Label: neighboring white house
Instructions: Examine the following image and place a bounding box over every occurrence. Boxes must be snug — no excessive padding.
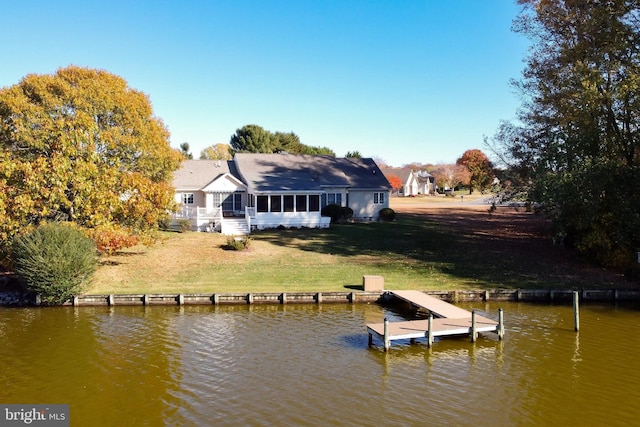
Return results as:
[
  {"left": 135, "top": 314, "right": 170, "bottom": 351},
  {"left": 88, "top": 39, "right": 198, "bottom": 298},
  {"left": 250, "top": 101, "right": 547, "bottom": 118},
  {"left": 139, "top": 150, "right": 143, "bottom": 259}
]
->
[
  {"left": 381, "top": 168, "right": 435, "bottom": 196},
  {"left": 172, "top": 154, "right": 392, "bottom": 234},
  {"left": 415, "top": 170, "right": 436, "bottom": 195}
]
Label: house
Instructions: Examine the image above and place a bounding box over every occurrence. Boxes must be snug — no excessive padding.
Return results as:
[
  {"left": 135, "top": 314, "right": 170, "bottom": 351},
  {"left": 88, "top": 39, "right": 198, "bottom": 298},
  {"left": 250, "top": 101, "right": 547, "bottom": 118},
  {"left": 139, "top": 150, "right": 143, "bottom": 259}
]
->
[
  {"left": 172, "top": 154, "right": 392, "bottom": 234},
  {"left": 172, "top": 159, "right": 249, "bottom": 234},
  {"left": 381, "top": 168, "right": 418, "bottom": 196},
  {"left": 381, "top": 168, "right": 435, "bottom": 196},
  {"left": 415, "top": 170, "right": 436, "bottom": 195}
]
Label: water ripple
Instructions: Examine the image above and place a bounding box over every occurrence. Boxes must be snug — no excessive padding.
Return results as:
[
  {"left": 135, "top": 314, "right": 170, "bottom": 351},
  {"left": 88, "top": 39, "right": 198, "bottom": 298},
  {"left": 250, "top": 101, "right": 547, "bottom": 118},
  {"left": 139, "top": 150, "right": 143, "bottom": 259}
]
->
[{"left": 1, "top": 302, "right": 640, "bottom": 426}]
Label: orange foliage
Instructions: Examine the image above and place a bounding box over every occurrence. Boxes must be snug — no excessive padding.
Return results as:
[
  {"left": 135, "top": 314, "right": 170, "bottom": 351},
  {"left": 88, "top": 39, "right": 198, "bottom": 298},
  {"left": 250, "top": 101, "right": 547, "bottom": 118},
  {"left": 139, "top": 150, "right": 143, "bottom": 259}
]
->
[
  {"left": 85, "top": 224, "right": 140, "bottom": 256},
  {"left": 387, "top": 175, "right": 403, "bottom": 190}
]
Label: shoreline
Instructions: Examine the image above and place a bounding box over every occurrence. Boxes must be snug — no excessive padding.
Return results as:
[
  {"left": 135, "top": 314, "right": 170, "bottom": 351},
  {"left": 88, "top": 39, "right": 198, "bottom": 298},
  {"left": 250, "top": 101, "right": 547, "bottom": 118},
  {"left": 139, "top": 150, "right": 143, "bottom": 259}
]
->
[{"left": 2, "top": 288, "right": 640, "bottom": 307}]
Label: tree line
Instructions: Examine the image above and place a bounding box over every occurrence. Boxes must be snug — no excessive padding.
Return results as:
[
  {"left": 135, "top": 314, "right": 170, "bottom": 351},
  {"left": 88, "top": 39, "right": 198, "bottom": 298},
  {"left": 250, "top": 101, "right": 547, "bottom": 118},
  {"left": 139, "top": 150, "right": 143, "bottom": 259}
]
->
[
  {"left": 489, "top": 0, "right": 640, "bottom": 273},
  {"left": 180, "top": 125, "right": 338, "bottom": 160}
]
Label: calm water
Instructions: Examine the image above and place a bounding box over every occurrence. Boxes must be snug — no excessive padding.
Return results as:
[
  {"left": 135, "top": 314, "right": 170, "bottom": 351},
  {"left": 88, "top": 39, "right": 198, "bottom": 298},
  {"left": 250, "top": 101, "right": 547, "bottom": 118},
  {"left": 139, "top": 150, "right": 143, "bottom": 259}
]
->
[{"left": 1, "top": 300, "right": 639, "bottom": 426}]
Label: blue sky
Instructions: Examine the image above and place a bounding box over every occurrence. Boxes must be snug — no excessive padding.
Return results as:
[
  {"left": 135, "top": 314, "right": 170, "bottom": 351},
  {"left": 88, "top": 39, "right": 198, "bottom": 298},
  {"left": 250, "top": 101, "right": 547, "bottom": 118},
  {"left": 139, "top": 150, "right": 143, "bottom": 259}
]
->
[{"left": 2, "top": 1, "right": 529, "bottom": 167}]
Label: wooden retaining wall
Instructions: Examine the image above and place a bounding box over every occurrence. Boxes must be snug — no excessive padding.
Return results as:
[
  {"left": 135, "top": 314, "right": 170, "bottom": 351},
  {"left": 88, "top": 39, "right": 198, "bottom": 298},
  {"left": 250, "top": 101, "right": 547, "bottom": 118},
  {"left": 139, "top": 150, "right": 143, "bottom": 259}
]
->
[
  {"left": 56, "top": 288, "right": 640, "bottom": 307},
  {"left": 67, "top": 291, "right": 377, "bottom": 307}
]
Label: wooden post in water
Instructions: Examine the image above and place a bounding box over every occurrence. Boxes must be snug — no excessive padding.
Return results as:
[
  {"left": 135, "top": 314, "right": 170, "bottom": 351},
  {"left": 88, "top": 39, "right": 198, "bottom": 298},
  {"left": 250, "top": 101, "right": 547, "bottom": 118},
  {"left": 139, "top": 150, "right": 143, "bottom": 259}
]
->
[
  {"left": 471, "top": 310, "right": 477, "bottom": 342},
  {"left": 383, "top": 318, "right": 390, "bottom": 351},
  {"left": 498, "top": 308, "right": 504, "bottom": 340},
  {"left": 426, "top": 313, "right": 433, "bottom": 347},
  {"left": 573, "top": 291, "right": 580, "bottom": 332}
]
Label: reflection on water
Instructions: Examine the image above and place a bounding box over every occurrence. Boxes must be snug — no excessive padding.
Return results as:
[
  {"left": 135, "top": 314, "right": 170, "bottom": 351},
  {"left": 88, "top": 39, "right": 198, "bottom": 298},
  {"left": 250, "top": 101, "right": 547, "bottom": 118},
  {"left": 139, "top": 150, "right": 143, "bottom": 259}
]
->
[{"left": 0, "top": 301, "right": 639, "bottom": 426}]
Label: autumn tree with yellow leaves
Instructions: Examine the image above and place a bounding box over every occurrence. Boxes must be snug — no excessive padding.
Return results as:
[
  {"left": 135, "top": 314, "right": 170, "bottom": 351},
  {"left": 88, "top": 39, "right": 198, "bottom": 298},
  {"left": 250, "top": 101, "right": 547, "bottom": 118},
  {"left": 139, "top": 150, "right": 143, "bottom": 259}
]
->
[{"left": 0, "top": 66, "right": 183, "bottom": 264}]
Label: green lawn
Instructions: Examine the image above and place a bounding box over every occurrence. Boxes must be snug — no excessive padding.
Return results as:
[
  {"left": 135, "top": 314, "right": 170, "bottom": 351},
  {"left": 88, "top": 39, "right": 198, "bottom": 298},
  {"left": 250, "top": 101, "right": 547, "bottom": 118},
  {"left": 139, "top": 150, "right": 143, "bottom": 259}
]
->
[{"left": 89, "top": 206, "right": 627, "bottom": 294}]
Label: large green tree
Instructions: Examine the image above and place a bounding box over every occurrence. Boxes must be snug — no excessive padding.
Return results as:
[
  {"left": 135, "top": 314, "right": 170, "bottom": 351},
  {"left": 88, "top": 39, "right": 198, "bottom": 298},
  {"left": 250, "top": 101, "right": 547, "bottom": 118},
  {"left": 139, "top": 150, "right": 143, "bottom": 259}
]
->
[
  {"left": 0, "top": 66, "right": 182, "bottom": 263},
  {"left": 229, "top": 124, "right": 335, "bottom": 155},
  {"left": 492, "top": 0, "right": 640, "bottom": 269},
  {"left": 230, "top": 124, "right": 278, "bottom": 153}
]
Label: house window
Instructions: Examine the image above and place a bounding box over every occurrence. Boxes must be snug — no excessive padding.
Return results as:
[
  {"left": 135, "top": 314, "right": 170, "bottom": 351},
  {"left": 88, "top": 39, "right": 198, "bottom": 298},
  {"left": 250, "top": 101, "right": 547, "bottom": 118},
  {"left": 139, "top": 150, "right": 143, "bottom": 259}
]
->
[
  {"left": 182, "top": 193, "right": 194, "bottom": 204},
  {"left": 374, "top": 192, "right": 385, "bottom": 204},
  {"left": 322, "top": 192, "right": 342, "bottom": 207},
  {"left": 309, "top": 195, "right": 320, "bottom": 212},
  {"left": 284, "top": 195, "right": 294, "bottom": 212},
  {"left": 270, "top": 195, "right": 282, "bottom": 212},
  {"left": 257, "top": 196, "right": 268, "bottom": 213},
  {"left": 295, "top": 195, "right": 307, "bottom": 212}
]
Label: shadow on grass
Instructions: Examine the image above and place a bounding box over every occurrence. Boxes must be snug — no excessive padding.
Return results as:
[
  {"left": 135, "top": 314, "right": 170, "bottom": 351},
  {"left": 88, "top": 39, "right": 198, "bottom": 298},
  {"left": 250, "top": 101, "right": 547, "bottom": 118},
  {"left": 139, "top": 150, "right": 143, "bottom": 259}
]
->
[{"left": 253, "top": 210, "right": 627, "bottom": 289}]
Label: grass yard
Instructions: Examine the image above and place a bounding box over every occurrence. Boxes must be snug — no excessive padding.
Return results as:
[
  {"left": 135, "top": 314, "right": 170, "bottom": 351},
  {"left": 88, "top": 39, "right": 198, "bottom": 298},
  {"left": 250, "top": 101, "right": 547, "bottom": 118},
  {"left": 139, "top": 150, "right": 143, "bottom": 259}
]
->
[{"left": 89, "top": 201, "right": 630, "bottom": 294}]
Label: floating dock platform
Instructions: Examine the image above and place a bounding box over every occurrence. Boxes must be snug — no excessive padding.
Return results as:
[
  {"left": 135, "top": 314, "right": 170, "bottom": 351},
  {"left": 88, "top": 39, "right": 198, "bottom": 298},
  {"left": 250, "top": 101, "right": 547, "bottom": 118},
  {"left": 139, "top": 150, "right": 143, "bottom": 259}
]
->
[{"left": 367, "top": 290, "right": 504, "bottom": 350}]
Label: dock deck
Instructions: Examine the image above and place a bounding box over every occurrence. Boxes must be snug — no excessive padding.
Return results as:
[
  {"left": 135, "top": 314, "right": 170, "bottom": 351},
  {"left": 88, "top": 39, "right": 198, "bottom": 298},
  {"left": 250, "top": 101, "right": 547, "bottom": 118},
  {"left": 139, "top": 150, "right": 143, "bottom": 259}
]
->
[{"left": 367, "top": 290, "right": 504, "bottom": 350}]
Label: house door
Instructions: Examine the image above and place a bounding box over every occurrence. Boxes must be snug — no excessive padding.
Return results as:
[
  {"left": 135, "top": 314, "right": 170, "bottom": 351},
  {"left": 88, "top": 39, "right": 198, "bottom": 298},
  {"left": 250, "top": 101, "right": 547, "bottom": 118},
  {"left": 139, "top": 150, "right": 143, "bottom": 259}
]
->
[{"left": 221, "top": 193, "right": 242, "bottom": 216}]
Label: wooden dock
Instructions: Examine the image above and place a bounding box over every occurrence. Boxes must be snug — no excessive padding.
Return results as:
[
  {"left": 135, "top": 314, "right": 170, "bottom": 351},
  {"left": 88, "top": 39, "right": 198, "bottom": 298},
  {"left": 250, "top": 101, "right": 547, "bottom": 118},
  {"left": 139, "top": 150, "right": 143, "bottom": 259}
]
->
[{"left": 367, "top": 290, "right": 504, "bottom": 350}]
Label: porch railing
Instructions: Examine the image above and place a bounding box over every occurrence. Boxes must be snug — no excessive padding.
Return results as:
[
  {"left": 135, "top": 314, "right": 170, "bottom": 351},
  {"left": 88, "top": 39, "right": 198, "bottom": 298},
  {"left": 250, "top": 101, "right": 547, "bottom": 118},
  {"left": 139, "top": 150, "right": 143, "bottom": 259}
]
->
[
  {"left": 245, "top": 206, "right": 255, "bottom": 230},
  {"left": 174, "top": 206, "right": 222, "bottom": 222}
]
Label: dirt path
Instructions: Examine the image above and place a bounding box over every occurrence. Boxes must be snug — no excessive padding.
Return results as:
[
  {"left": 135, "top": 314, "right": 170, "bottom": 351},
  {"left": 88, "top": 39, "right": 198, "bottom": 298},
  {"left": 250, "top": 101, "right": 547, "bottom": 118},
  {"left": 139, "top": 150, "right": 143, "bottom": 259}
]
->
[{"left": 391, "top": 200, "right": 633, "bottom": 288}]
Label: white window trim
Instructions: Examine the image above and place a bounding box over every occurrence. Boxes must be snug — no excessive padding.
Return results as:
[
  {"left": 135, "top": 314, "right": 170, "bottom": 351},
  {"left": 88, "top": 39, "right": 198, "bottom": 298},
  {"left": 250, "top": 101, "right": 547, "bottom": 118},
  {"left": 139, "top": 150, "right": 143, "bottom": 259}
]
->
[
  {"left": 374, "top": 192, "right": 385, "bottom": 204},
  {"left": 182, "top": 193, "right": 194, "bottom": 204}
]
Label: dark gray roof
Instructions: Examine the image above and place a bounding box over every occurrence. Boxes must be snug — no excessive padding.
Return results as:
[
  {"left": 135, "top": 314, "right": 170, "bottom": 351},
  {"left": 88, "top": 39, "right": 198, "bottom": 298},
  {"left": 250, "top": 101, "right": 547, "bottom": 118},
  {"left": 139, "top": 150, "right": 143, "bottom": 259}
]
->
[
  {"left": 381, "top": 168, "right": 414, "bottom": 182},
  {"left": 233, "top": 153, "right": 391, "bottom": 193},
  {"left": 173, "top": 159, "right": 236, "bottom": 190}
]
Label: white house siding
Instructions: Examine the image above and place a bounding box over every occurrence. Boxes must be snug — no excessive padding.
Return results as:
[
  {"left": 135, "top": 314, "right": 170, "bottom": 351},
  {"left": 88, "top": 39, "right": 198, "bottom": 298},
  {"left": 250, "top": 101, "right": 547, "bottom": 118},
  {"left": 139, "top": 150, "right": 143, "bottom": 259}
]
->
[
  {"left": 348, "top": 190, "right": 389, "bottom": 219},
  {"left": 403, "top": 179, "right": 419, "bottom": 197},
  {"left": 251, "top": 211, "right": 330, "bottom": 230},
  {"left": 175, "top": 191, "right": 206, "bottom": 208}
]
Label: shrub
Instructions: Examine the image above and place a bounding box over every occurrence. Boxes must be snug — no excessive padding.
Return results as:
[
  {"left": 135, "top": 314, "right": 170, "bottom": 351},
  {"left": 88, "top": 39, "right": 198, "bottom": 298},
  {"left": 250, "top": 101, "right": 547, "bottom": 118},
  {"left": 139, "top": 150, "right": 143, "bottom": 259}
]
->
[
  {"left": 158, "top": 215, "right": 172, "bottom": 230},
  {"left": 321, "top": 204, "right": 342, "bottom": 223},
  {"left": 321, "top": 204, "right": 353, "bottom": 223},
  {"left": 11, "top": 222, "right": 98, "bottom": 305},
  {"left": 379, "top": 208, "right": 396, "bottom": 221},
  {"left": 85, "top": 223, "right": 140, "bottom": 255},
  {"left": 225, "top": 235, "right": 252, "bottom": 251},
  {"left": 177, "top": 219, "right": 192, "bottom": 232},
  {"left": 340, "top": 206, "right": 354, "bottom": 221}
]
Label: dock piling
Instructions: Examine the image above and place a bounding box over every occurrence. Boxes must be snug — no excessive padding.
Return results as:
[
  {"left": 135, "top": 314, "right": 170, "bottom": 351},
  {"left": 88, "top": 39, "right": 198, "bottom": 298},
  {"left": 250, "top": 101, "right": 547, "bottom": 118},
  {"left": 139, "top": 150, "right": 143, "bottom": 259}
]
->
[
  {"left": 426, "top": 314, "right": 433, "bottom": 347},
  {"left": 573, "top": 291, "right": 580, "bottom": 331},
  {"left": 383, "top": 318, "right": 390, "bottom": 351},
  {"left": 471, "top": 310, "right": 477, "bottom": 342},
  {"left": 498, "top": 308, "right": 504, "bottom": 340}
]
